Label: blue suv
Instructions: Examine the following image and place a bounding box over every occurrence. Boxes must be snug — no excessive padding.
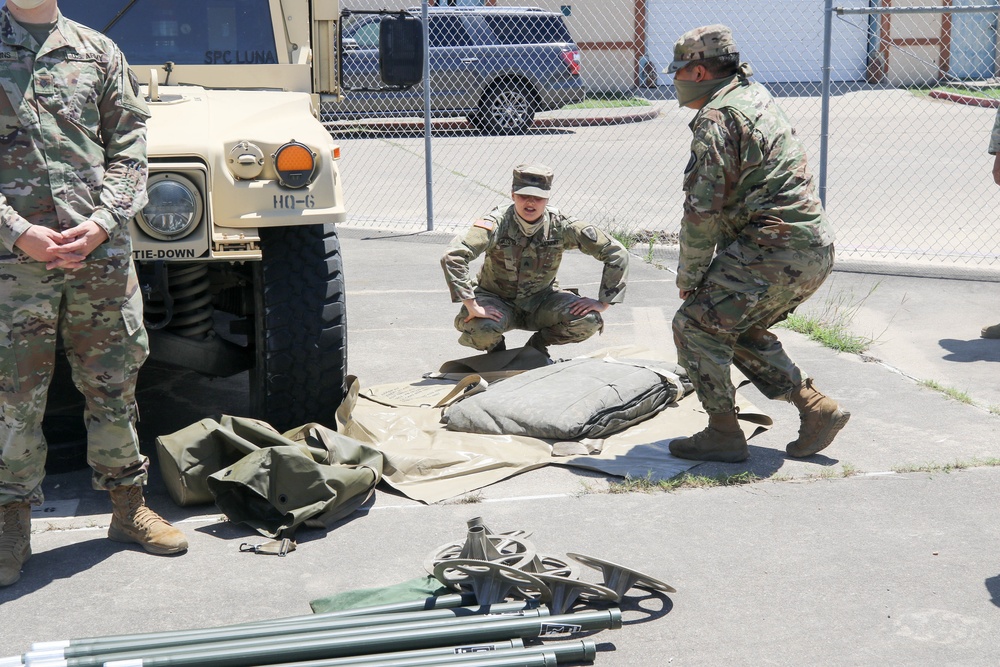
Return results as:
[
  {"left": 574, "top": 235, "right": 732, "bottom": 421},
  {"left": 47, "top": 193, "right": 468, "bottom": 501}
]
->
[{"left": 330, "top": 6, "right": 585, "bottom": 134}]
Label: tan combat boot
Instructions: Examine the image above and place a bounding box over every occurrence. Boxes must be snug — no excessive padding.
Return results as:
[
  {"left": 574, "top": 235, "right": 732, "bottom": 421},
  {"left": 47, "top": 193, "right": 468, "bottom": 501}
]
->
[
  {"left": 786, "top": 379, "right": 851, "bottom": 458},
  {"left": 981, "top": 323, "right": 1000, "bottom": 339},
  {"left": 0, "top": 501, "right": 31, "bottom": 587},
  {"left": 669, "top": 411, "right": 749, "bottom": 462},
  {"left": 108, "top": 485, "right": 188, "bottom": 555}
]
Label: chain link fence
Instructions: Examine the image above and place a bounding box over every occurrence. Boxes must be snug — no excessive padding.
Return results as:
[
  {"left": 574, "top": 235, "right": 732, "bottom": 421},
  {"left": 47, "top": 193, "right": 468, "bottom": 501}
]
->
[{"left": 330, "top": 1, "right": 1000, "bottom": 276}]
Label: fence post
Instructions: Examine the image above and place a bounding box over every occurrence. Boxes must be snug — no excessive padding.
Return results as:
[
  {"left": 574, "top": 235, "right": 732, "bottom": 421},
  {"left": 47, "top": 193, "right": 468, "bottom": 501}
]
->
[
  {"left": 423, "top": 0, "right": 434, "bottom": 231},
  {"left": 820, "top": 0, "right": 834, "bottom": 208}
]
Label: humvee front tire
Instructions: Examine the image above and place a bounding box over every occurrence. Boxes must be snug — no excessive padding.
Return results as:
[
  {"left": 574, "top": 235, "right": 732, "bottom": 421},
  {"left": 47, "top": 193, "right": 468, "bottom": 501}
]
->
[{"left": 250, "top": 224, "right": 347, "bottom": 433}]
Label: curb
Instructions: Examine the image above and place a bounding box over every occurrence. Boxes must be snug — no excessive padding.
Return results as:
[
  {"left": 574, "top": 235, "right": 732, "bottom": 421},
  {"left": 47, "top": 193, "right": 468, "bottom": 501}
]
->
[
  {"left": 928, "top": 90, "right": 1000, "bottom": 108},
  {"left": 325, "top": 107, "right": 661, "bottom": 133}
]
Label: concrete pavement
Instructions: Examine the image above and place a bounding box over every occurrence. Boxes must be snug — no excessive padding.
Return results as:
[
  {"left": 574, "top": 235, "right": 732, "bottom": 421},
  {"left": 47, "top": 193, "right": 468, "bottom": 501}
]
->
[{"left": 0, "top": 227, "right": 998, "bottom": 666}]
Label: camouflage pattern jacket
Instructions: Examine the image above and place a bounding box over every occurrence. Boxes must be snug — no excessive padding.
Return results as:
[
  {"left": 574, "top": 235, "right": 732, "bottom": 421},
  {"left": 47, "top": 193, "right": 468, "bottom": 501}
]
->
[
  {"left": 442, "top": 204, "right": 629, "bottom": 310},
  {"left": 988, "top": 110, "right": 1000, "bottom": 154},
  {"left": 678, "top": 78, "right": 834, "bottom": 291},
  {"left": 0, "top": 9, "right": 150, "bottom": 264}
]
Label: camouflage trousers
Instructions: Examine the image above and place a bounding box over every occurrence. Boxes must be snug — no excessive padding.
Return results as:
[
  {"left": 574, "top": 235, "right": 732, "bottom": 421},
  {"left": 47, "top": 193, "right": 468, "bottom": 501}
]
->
[
  {"left": 455, "top": 288, "right": 603, "bottom": 351},
  {"left": 673, "top": 243, "right": 835, "bottom": 414},
  {"left": 0, "top": 257, "right": 150, "bottom": 505}
]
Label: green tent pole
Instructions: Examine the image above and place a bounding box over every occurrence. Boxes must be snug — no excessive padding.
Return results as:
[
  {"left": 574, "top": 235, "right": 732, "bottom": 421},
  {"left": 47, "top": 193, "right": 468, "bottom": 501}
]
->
[
  {"left": 25, "top": 603, "right": 535, "bottom": 663},
  {"left": 270, "top": 650, "right": 559, "bottom": 667},
  {"left": 29, "top": 592, "right": 479, "bottom": 657},
  {"left": 57, "top": 609, "right": 618, "bottom": 667},
  {"left": 267, "top": 638, "right": 595, "bottom": 667},
  {"left": 231, "top": 639, "right": 526, "bottom": 667},
  {"left": 35, "top": 609, "right": 553, "bottom": 667}
]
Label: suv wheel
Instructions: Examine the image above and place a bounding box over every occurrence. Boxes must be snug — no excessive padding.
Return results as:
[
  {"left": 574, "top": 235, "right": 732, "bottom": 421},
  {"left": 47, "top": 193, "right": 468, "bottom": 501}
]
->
[
  {"left": 250, "top": 223, "right": 347, "bottom": 433},
  {"left": 472, "top": 83, "right": 536, "bottom": 134}
]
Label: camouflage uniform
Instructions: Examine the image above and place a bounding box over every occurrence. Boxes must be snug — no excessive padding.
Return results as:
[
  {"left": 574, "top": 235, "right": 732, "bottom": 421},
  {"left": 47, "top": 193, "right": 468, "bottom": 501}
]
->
[
  {"left": 0, "top": 9, "right": 150, "bottom": 506},
  {"left": 988, "top": 110, "right": 1000, "bottom": 154},
  {"left": 984, "top": 114, "right": 1000, "bottom": 339},
  {"left": 673, "top": 74, "right": 836, "bottom": 414},
  {"left": 442, "top": 203, "right": 628, "bottom": 351}
]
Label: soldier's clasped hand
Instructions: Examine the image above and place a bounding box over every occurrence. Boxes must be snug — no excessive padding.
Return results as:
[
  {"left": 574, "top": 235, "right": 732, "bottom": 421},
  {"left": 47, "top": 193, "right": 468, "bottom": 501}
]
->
[{"left": 51, "top": 220, "right": 109, "bottom": 267}]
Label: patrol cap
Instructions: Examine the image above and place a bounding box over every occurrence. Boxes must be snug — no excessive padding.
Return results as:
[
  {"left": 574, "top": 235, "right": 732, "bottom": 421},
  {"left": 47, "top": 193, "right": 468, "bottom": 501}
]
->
[
  {"left": 512, "top": 164, "right": 553, "bottom": 198},
  {"left": 665, "top": 24, "right": 738, "bottom": 74}
]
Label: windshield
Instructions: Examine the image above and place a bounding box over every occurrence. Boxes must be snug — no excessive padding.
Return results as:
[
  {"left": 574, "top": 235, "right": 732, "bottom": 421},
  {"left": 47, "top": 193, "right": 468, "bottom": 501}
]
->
[{"left": 59, "top": 0, "right": 278, "bottom": 66}]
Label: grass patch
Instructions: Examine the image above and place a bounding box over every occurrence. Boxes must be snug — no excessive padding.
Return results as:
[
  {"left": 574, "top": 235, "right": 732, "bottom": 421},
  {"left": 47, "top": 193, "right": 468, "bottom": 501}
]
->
[
  {"left": 916, "top": 84, "right": 1000, "bottom": 101},
  {"left": 893, "top": 458, "right": 1000, "bottom": 474},
  {"left": 608, "top": 228, "right": 641, "bottom": 249},
  {"left": 605, "top": 228, "right": 679, "bottom": 263},
  {"left": 609, "top": 460, "right": 1000, "bottom": 496},
  {"left": 815, "top": 463, "right": 862, "bottom": 479},
  {"left": 565, "top": 94, "right": 652, "bottom": 109},
  {"left": 778, "top": 282, "right": 883, "bottom": 354},
  {"left": 781, "top": 312, "right": 871, "bottom": 354},
  {"left": 990, "top": 405, "right": 1000, "bottom": 416},
  {"left": 608, "top": 471, "right": 762, "bottom": 493},
  {"left": 608, "top": 467, "right": 865, "bottom": 494},
  {"left": 918, "top": 379, "right": 974, "bottom": 405}
]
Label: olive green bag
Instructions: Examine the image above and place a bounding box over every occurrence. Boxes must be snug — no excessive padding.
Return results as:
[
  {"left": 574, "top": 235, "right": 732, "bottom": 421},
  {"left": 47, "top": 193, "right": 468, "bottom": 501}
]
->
[{"left": 156, "top": 416, "right": 383, "bottom": 538}]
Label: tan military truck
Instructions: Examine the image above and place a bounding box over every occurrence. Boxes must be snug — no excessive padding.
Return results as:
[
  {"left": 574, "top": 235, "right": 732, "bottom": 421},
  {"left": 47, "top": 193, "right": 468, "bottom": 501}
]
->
[{"left": 55, "top": 1, "right": 421, "bottom": 434}]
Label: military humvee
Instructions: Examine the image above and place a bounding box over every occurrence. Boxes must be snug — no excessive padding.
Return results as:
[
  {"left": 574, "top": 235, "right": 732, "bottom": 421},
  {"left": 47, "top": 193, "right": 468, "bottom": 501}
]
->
[{"left": 57, "top": 1, "right": 421, "bottom": 434}]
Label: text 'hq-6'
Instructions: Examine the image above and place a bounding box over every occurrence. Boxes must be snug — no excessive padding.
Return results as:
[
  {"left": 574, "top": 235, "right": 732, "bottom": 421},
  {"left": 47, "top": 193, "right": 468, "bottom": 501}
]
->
[{"left": 57, "top": 0, "right": 423, "bottom": 434}]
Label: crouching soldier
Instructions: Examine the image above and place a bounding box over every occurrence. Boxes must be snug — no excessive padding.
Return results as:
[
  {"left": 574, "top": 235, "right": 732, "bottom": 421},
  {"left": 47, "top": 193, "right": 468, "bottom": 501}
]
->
[{"left": 441, "top": 164, "right": 629, "bottom": 357}]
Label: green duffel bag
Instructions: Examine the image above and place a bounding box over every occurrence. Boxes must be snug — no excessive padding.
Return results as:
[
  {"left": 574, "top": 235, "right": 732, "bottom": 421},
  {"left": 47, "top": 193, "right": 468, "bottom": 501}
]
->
[
  {"left": 156, "top": 416, "right": 383, "bottom": 538},
  {"left": 155, "top": 416, "right": 288, "bottom": 506}
]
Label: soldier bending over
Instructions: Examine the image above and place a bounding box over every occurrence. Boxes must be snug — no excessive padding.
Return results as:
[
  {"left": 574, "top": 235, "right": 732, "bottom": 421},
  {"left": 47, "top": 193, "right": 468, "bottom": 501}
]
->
[{"left": 667, "top": 25, "right": 850, "bottom": 463}]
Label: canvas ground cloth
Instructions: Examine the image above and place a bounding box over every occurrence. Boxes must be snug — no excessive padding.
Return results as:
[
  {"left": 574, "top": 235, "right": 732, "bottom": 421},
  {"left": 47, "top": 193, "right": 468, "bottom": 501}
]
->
[{"left": 336, "top": 347, "right": 772, "bottom": 504}]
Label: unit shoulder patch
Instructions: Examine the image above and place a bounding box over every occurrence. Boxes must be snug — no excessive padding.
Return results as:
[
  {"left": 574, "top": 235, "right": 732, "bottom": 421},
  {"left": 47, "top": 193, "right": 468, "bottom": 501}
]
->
[
  {"left": 581, "top": 225, "right": 599, "bottom": 242},
  {"left": 128, "top": 69, "right": 141, "bottom": 97},
  {"left": 685, "top": 151, "right": 697, "bottom": 174}
]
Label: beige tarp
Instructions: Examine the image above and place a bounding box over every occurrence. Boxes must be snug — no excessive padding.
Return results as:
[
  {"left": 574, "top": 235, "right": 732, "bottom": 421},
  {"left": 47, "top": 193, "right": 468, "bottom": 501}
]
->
[{"left": 335, "top": 348, "right": 771, "bottom": 504}]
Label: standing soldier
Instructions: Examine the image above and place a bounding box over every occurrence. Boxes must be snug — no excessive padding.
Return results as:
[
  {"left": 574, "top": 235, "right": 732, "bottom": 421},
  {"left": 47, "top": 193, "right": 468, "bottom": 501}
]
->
[
  {"left": 442, "top": 164, "right": 628, "bottom": 357},
  {"left": 985, "top": 112, "right": 1000, "bottom": 339},
  {"left": 667, "top": 25, "right": 850, "bottom": 463},
  {"left": 0, "top": 0, "right": 187, "bottom": 588}
]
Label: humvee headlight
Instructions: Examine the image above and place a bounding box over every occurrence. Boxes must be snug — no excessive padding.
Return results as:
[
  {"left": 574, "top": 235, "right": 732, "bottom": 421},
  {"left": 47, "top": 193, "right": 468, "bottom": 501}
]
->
[
  {"left": 273, "top": 141, "right": 317, "bottom": 189},
  {"left": 138, "top": 174, "right": 202, "bottom": 240}
]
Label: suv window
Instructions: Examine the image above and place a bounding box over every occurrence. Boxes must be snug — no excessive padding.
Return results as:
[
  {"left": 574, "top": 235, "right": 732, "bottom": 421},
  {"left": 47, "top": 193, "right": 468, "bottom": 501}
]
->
[
  {"left": 60, "top": 0, "right": 278, "bottom": 66},
  {"left": 346, "top": 18, "right": 382, "bottom": 49},
  {"left": 428, "top": 16, "right": 473, "bottom": 48},
  {"left": 482, "top": 15, "right": 573, "bottom": 45}
]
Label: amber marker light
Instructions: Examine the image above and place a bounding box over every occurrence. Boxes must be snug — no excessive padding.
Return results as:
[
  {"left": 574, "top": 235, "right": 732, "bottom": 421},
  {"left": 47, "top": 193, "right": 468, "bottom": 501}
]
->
[{"left": 273, "top": 141, "right": 317, "bottom": 189}]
